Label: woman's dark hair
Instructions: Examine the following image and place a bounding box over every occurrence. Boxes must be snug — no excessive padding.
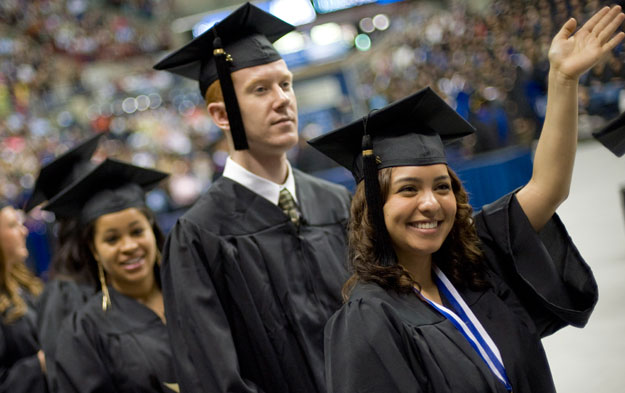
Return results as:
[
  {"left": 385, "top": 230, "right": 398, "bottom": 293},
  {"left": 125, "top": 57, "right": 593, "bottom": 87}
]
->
[
  {"left": 49, "top": 218, "right": 98, "bottom": 288},
  {"left": 62, "top": 207, "right": 165, "bottom": 291},
  {"left": 343, "top": 166, "right": 489, "bottom": 299}
]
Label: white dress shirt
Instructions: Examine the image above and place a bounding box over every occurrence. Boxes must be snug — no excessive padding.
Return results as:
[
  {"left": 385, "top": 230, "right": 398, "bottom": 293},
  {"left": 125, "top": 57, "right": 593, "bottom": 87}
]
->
[{"left": 222, "top": 156, "right": 298, "bottom": 206}]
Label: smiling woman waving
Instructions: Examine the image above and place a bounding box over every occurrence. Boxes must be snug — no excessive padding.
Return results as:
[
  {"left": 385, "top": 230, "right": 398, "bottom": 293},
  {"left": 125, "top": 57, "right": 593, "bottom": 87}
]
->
[{"left": 309, "top": 6, "right": 625, "bottom": 393}]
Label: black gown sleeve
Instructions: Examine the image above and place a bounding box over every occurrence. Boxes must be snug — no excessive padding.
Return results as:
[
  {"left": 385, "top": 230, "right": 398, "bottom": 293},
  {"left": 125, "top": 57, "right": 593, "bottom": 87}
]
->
[
  {"left": 0, "top": 320, "right": 47, "bottom": 393},
  {"left": 0, "top": 354, "right": 45, "bottom": 393},
  {"left": 161, "top": 218, "right": 263, "bottom": 393},
  {"left": 54, "top": 311, "right": 116, "bottom": 393},
  {"left": 36, "top": 280, "right": 92, "bottom": 392},
  {"left": 36, "top": 280, "right": 92, "bottom": 353},
  {"left": 475, "top": 192, "right": 598, "bottom": 337},
  {"left": 324, "top": 298, "right": 426, "bottom": 393}
]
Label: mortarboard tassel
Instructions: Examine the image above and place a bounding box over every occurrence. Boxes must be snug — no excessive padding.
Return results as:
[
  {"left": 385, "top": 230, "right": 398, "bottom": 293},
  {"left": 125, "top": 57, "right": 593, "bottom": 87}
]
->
[
  {"left": 213, "top": 36, "right": 249, "bottom": 150},
  {"left": 361, "top": 132, "right": 397, "bottom": 267}
]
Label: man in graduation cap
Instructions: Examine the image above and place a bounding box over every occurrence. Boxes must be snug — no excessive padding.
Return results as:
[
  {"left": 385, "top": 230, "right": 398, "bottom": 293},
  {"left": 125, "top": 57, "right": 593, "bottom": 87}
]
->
[{"left": 153, "top": 3, "right": 351, "bottom": 392}]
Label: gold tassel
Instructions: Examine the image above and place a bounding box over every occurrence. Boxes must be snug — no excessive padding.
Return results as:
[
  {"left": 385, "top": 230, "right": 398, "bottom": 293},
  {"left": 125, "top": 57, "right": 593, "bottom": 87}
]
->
[
  {"left": 163, "top": 382, "right": 180, "bottom": 392},
  {"left": 98, "top": 262, "right": 111, "bottom": 311}
]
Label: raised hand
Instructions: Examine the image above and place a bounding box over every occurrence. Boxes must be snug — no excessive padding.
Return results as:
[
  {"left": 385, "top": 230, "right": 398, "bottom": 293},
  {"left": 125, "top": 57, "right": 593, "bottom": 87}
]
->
[{"left": 548, "top": 6, "right": 625, "bottom": 81}]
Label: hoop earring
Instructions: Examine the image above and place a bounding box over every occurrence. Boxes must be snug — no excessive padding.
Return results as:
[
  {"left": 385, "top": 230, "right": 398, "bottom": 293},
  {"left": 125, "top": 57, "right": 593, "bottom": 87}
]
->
[{"left": 98, "top": 262, "right": 111, "bottom": 311}]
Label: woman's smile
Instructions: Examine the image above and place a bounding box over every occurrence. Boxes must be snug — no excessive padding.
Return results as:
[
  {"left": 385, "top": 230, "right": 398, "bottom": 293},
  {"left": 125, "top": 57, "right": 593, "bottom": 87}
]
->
[
  {"left": 119, "top": 255, "right": 146, "bottom": 271},
  {"left": 407, "top": 220, "right": 441, "bottom": 233}
]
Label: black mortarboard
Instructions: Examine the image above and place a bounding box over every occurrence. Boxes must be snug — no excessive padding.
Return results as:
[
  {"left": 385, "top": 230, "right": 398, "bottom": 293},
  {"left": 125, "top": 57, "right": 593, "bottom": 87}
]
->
[
  {"left": 592, "top": 111, "right": 625, "bottom": 157},
  {"left": 43, "top": 158, "right": 168, "bottom": 224},
  {"left": 153, "top": 2, "right": 294, "bottom": 151},
  {"left": 24, "top": 133, "right": 103, "bottom": 212},
  {"left": 308, "top": 87, "right": 475, "bottom": 266},
  {"left": 308, "top": 87, "right": 475, "bottom": 182}
]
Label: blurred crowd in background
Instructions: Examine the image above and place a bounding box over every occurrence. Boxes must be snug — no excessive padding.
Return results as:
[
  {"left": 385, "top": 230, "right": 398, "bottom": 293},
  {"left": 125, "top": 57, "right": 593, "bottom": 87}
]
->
[
  {"left": 2, "top": 0, "right": 624, "bottom": 259},
  {"left": 353, "top": 0, "right": 625, "bottom": 153}
]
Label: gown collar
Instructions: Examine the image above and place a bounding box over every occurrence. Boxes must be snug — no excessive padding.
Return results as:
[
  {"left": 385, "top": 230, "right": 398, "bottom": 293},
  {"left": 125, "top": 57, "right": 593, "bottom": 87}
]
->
[{"left": 222, "top": 156, "right": 297, "bottom": 206}]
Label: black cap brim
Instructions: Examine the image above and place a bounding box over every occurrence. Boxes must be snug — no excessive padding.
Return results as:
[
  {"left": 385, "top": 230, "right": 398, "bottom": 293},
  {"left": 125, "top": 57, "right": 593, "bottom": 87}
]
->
[
  {"left": 308, "top": 87, "right": 475, "bottom": 182},
  {"left": 593, "top": 112, "right": 625, "bottom": 157},
  {"left": 43, "top": 158, "right": 168, "bottom": 222},
  {"left": 24, "top": 133, "right": 104, "bottom": 212}
]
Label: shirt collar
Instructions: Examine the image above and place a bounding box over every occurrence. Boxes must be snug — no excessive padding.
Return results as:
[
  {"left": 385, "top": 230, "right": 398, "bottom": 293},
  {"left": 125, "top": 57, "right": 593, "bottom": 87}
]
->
[{"left": 222, "top": 156, "right": 297, "bottom": 206}]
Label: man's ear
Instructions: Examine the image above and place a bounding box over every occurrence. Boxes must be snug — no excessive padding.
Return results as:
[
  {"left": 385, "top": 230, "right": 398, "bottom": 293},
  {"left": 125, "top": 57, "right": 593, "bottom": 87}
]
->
[{"left": 207, "top": 102, "right": 230, "bottom": 131}]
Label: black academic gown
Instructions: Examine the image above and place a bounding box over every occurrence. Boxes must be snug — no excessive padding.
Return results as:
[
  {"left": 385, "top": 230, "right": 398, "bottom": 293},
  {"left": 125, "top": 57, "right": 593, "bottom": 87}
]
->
[
  {"left": 36, "top": 279, "right": 95, "bottom": 392},
  {"left": 324, "top": 192, "right": 597, "bottom": 393},
  {"left": 54, "top": 287, "right": 178, "bottom": 393},
  {"left": 0, "top": 291, "right": 47, "bottom": 393},
  {"left": 162, "top": 169, "right": 351, "bottom": 393}
]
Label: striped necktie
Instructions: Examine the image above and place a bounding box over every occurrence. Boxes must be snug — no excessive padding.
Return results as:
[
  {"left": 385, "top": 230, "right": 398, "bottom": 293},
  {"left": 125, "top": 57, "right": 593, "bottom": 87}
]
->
[{"left": 278, "top": 188, "right": 300, "bottom": 226}]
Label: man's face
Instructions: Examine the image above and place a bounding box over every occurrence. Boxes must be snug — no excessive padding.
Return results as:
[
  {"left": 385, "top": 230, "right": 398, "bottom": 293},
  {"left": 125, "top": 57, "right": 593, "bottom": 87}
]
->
[{"left": 231, "top": 59, "right": 298, "bottom": 156}]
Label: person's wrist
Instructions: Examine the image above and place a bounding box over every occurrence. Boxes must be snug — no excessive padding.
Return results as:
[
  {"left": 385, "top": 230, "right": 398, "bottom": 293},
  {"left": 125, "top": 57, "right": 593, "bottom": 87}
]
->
[{"left": 548, "top": 68, "right": 579, "bottom": 88}]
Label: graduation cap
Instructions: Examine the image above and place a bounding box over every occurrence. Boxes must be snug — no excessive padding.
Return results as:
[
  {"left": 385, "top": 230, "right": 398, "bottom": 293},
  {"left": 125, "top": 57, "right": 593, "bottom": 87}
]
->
[
  {"left": 153, "top": 2, "right": 294, "bottom": 151},
  {"left": 308, "top": 87, "right": 475, "bottom": 266},
  {"left": 592, "top": 111, "right": 625, "bottom": 157},
  {"left": 24, "top": 133, "right": 103, "bottom": 212},
  {"left": 43, "top": 158, "right": 169, "bottom": 224},
  {"left": 308, "top": 87, "right": 475, "bottom": 181}
]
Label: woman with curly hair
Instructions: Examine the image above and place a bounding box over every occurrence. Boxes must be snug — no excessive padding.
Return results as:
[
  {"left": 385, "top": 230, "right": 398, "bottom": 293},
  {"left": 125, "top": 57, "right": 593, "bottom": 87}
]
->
[
  {"left": 309, "top": 6, "right": 624, "bottom": 393},
  {"left": 0, "top": 200, "right": 47, "bottom": 393}
]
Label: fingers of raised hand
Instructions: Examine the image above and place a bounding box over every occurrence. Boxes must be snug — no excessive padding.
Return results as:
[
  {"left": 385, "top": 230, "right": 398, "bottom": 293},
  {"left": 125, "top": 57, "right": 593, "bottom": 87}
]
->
[
  {"left": 596, "top": 10, "right": 625, "bottom": 46},
  {"left": 605, "top": 31, "right": 625, "bottom": 53},
  {"left": 588, "top": 6, "right": 621, "bottom": 37},
  {"left": 582, "top": 6, "right": 612, "bottom": 34}
]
